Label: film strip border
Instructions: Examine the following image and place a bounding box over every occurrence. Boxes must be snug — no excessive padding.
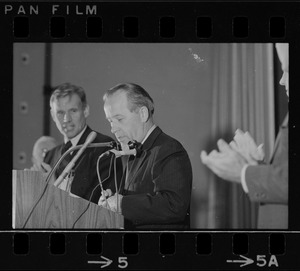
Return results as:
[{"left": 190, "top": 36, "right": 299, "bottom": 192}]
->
[
  {"left": 1, "top": 232, "right": 299, "bottom": 269},
  {"left": 0, "top": 2, "right": 298, "bottom": 42},
  {"left": 11, "top": 12, "right": 287, "bottom": 40},
  {"left": 1, "top": 1, "right": 300, "bottom": 270}
]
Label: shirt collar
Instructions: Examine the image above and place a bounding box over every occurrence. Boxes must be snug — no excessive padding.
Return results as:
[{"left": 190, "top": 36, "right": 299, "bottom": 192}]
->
[
  {"left": 141, "top": 124, "right": 156, "bottom": 145},
  {"left": 65, "top": 125, "right": 87, "bottom": 147}
]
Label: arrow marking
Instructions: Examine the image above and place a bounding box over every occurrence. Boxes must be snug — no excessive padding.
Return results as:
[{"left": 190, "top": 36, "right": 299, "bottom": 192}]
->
[
  {"left": 227, "top": 255, "right": 254, "bottom": 267},
  {"left": 88, "top": 256, "right": 113, "bottom": 268}
]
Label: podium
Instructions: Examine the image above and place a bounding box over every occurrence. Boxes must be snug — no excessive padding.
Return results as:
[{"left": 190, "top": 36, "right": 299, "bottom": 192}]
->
[{"left": 12, "top": 170, "right": 124, "bottom": 229}]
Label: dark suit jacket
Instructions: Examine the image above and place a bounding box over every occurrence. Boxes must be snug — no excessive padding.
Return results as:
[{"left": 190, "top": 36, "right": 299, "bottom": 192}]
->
[
  {"left": 120, "top": 127, "right": 193, "bottom": 229},
  {"left": 246, "top": 114, "right": 288, "bottom": 229},
  {"left": 44, "top": 126, "right": 122, "bottom": 204}
]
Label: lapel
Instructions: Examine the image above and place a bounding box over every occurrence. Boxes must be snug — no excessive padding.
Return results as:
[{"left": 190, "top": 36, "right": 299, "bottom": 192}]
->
[
  {"left": 54, "top": 144, "right": 71, "bottom": 178},
  {"left": 270, "top": 113, "right": 288, "bottom": 163},
  {"left": 71, "top": 126, "right": 93, "bottom": 164},
  {"left": 54, "top": 126, "right": 94, "bottom": 178},
  {"left": 126, "top": 127, "right": 162, "bottom": 186},
  {"left": 76, "top": 126, "right": 93, "bottom": 146}
]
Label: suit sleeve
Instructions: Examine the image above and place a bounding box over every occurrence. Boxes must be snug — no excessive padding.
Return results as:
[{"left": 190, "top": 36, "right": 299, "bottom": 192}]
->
[
  {"left": 245, "top": 162, "right": 288, "bottom": 204},
  {"left": 121, "top": 144, "right": 192, "bottom": 225},
  {"left": 245, "top": 128, "right": 288, "bottom": 204}
]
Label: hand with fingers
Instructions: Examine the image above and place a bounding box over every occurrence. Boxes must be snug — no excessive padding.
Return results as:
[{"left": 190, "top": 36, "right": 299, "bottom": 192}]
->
[
  {"left": 98, "top": 189, "right": 113, "bottom": 207},
  {"left": 230, "top": 129, "right": 265, "bottom": 165},
  {"left": 98, "top": 189, "right": 123, "bottom": 213},
  {"left": 200, "top": 138, "right": 248, "bottom": 184}
]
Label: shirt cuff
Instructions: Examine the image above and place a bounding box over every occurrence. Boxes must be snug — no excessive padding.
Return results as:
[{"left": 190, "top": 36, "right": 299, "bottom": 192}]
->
[{"left": 241, "top": 164, "right": 249, "bottom": 193}]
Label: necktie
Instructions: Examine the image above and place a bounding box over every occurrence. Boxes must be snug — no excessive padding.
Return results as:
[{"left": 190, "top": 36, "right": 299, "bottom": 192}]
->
[
  {"left": 61, "top": 141, "right": 72, "bottom": 155},
  {"left": 56, "top": 141, "right": 72, "bottom": 178}
]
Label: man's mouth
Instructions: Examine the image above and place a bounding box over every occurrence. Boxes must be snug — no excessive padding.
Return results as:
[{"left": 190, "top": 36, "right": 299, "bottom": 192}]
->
[
  {"left": 116, "top": 135, "right": 129, "bottom": 143},
  {"left": 63, "top": 125, "right": 74, "bottom": 132},
  {"left": 116, "top": 136, "right": 124, "bottom": 141}
]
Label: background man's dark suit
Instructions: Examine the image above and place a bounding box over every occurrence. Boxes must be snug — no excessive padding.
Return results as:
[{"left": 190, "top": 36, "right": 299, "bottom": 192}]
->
[
  {"left": 120, "top": 127, "right": 193, "bottom": 229},
  {"left": 246, "top": 114, "right": 288, "bottom": 228},
  {"left": 44, "top": 126, "right": 122, "bottom": 204}
]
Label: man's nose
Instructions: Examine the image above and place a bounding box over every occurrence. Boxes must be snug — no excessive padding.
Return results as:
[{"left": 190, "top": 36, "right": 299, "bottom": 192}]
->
[
  {"left": 279, "top": 72, "right": 287, "bottom": 87},
  {"left": 63, "top": 112, "right": 71, "bottom": 122},
  {"left": 279, "top": 76, "right": 284, "bottom": 86},
  {"left": 110, "top": 122, "right": 118, "bottom": 134}
]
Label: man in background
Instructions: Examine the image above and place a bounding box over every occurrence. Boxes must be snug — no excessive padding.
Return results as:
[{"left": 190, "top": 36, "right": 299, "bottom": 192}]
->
[
  {"left": 43, "top": 83, "right": 121, "bottom": 204},
  {"left": 98, "top": 83, "right": 192, "bottom": 229},
  {"left": 201, "top": 43, "right": 289, "bottom": 229},
  {"left": 30, "top": 136, "right": 57, "bottom": 171}
]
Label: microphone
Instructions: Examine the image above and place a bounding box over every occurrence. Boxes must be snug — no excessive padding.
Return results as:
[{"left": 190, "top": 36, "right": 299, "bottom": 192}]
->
[
  {"left": 107, "top": 140, "right": 141, "bottom": 157},
  {"left": 128, "top": 140, "right": 140, "bottom": 150},
  {"left": 54, "top": 131, "right": 97, "bottom": 187}
]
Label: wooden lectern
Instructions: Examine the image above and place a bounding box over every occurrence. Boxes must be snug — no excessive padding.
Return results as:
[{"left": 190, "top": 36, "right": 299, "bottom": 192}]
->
[{"left": 12, "top": 170, "right": 124, "bottom": 229}]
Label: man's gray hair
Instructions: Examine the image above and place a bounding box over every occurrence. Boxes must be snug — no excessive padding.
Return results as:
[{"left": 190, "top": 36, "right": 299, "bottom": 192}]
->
[{"left": 50, "top": 82, "right": 87, "bottom": 109}]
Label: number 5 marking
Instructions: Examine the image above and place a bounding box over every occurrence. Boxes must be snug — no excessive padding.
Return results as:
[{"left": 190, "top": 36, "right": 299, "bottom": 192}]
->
[
  {"left": 257, "top": 255, "right": 267, "bottom": 267},
  {"left": 118, "top": 257, "right": 128, "bottom": 269}
]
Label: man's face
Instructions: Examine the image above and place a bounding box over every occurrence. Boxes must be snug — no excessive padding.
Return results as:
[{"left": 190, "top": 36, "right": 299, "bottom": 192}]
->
[
  {"left": 51, "top": 94, "right": 89, "bottom": 139},
  {"left": 104, "top": 90, "right": 144, "bottom": 145},
  {"left": 276, "top": 43, "right": 289, "bottom": 97}
]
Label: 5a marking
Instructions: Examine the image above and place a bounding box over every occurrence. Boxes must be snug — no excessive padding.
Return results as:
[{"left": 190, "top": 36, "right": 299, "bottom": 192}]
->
[{"left": 227, "top": 255, "right": 279, "bottom": 268}]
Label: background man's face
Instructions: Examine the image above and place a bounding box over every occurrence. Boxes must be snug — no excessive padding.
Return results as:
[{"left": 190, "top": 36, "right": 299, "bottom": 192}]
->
[
  {"left": 51, "top": 94, "right": 89, "bottom": 139},
  {"left": 276, "top": 43, "right": 289, "bottom": 97}
]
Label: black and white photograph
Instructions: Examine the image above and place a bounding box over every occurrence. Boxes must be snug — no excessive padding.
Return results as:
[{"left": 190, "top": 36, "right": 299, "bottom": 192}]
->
[{"left": 12, "top": 42, "right": 288, "bottom": 230}]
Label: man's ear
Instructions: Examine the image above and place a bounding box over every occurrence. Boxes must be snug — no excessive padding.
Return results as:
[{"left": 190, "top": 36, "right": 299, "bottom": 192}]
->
[
  {"left": 84, "top": 105, "right": 90, "bottom": 118},
  {"left": 139, "top": 106, "right": 149, "bottom": 123}
]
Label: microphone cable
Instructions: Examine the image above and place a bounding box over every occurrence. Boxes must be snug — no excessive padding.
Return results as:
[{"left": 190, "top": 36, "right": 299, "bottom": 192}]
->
[
  {"left": 71, "top": 153, "right": 115, "bottom": 229},
  {"left": 113, "top": 154, "right": 120, "bottom": 213},
  {"left": 72, "top": 140, "right": 139, "bottom": 225}
]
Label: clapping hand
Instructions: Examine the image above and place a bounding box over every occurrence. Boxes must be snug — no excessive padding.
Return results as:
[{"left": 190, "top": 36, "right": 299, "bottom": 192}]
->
[
  {"left": 200, "top": 139, "right": 247, "bottom": 183},
  {"left": 201, "top": 130, "right": 265, "bottom": 184},
  {"left": 229, "top": 129, "right": 264, "bottom": 165}
]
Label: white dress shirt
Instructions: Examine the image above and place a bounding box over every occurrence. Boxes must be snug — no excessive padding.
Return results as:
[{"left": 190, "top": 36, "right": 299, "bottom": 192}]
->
[{"left": 141, "top": 124, "right": 157, "bottom": 145}]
